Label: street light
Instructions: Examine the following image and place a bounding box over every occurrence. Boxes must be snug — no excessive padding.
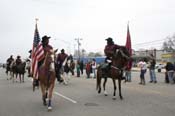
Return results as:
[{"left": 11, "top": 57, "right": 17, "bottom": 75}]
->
[{"left": 75, "top": 38, "right": 83, "bottom": 60}]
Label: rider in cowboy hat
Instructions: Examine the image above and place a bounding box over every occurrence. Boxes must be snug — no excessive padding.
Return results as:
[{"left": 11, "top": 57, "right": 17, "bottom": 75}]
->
[
  {"left": 16, "top": 55, "right": 22, "bottom": 65},
  {"left": 104, "top": 37, "right": 126, "bottom": 80},
  {"left": 56, "top": 49, "right": 68, "bottom": 83},
  {"left": 34, "top": 35, "right": 54, "bottom": 87},
  {"left": 104, "top": 37, "right": 124, "bottom": 64}
]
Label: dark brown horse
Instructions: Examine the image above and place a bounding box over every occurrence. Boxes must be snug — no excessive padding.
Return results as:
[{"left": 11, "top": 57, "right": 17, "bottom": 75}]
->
[
  {"left": 96, "top": 47, "right": 130, "bottom": 100},
  {"left": 15, "top": 61, "right": 26, "bottom": 83},
  {"left": 38, "top": 51, "right": 56, "bottom": 111},
  {"left": 9, "top": 60, "right": 26, "bottom": 83}
]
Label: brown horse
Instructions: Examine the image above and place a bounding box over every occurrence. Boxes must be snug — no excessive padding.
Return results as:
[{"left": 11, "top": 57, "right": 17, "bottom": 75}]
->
[
  {"left": 8, "top": 60, "right": 26, "bottom": 83},
  {"left": 96, "top": 47, "right": 130, "bottom": 100},
  {"left": 38, "top": 51, "right": 56, "bottom": 111}
]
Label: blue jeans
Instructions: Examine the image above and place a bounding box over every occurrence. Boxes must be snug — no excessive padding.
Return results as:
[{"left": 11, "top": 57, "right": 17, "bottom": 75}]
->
[
  {"left": 167, "top": 71, "right": 174, "bottom": 84},
  {"left": 92, "top": 68, "right": 96, "bottom": 78},
  {"left": 125, "top": 70, "right": 131, "bottom": 81},
  {"left": 149, "top": 69, "right": 157, "bottom": 82}
]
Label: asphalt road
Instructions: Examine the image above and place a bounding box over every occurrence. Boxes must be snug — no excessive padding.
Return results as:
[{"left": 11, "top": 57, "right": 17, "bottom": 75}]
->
[{"left": 0, "top": 68, "right": 175, "bottom": 116}]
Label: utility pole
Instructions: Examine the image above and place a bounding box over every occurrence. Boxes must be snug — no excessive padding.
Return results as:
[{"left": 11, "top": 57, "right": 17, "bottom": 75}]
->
[{"left": 75, "top": 38, "right": 82, "bottom": 60}]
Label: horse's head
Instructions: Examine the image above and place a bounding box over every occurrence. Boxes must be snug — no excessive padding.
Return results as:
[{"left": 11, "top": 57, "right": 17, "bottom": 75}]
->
[
  {"left": 112, "top": 47, "right": 130, "bottom": 69},
  {"left": 43, "top": 50, "right": 57, "bottom": 71}
]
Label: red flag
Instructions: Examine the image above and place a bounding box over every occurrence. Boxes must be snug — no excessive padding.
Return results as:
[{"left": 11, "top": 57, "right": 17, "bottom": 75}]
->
[
  {"left": 31, "top": 23, "right": 44, "bottom": 79},
  {"left": 125, "top": 24, "right": 132, "bottom": 70},
  {"left": 125, "top": 24, "right": 132, "bottom": 56}
]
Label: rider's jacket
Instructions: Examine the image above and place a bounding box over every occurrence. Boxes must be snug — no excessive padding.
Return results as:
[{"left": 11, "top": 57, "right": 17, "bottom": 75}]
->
[
  {"left": 43, "top": 44, "right": 53, "bottom": 55},
  {"left": 6, "top": 58, "right": 14, "bottom": 66},
  {"left": 56, "top": 53, "right": 68, "bottom": 68},
  {"left": 38, "top": 44, "right": 53, "bottom": 68},
  {"left": 104, "top": 44, "right": 122, "bottom": 58},
  {"left": 16, "top": 58, "right": 22, "bottom": 65}
]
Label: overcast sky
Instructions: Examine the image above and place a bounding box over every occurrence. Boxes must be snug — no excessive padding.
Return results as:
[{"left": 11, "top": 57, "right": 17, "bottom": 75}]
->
[{"left": 0, "top": 0, "right": 175, "bottom": 62}]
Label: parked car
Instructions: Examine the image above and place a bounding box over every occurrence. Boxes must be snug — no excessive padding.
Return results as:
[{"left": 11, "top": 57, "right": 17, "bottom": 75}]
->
[{"left": 155, "top": 63, "right": 165, "bottom": 69}]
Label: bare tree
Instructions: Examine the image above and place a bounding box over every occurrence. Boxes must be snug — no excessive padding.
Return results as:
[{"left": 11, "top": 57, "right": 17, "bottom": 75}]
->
[{"left": 162, "top": 35, "right": 175, "bottom": 52}]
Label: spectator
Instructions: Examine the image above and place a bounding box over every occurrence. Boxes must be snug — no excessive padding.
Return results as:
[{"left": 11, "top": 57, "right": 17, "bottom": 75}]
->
[
  {"left": 91, "top": 59, "right": 97, "bottom": 78},
  {"left": 138, "top": 59, "right": 147, "bottom": 85},
  {"left": 76, "top": 60, "right": 80, "bottom": 77},
  {"left": 80, "top": 60, "right": 84, "bottom": 75},
  {"left": 125, "top": 59, "right": 132, "bottom": 82},
  {"left": 86, "top": 62, "right": 91, "bottom": 78},
  {"left": 149, "top": 54, "right": 157, "bottom": 83},
  {"left": 165, "top": 62, "right": 174, "bottom": 84}
]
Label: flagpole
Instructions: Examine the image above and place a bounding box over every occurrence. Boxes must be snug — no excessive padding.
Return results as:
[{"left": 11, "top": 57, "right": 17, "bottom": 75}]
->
[{"left": 35, "top": 18, "right": 39, "bottom": 24}]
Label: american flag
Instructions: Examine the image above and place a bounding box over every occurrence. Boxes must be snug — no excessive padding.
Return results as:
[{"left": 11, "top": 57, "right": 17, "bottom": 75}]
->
[{"left": 31, "top": 23, "right": 44, "bottom": 79}]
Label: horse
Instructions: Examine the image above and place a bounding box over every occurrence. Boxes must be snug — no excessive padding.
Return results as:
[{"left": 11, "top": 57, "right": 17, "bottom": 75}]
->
[
  {"left": 64, "top": 57, "right": 75, "bottom": 76},
  {"left": 6, "top": 61, "right": 14, "bottom": 79},
  {"left": 56, "top": 56, "right": 75, "bottom": 85},
  {"left": 38, "top": 50, "right": 56, "bottom": 111},
  {"left": 62, "top": 56, "right": 75, "bottom": 83},
  {"left": 11, "top": 60, "right": 26, "bottom": 83},
  {"left": 96, "top": 47, "right": 130, "bottom": 100}
]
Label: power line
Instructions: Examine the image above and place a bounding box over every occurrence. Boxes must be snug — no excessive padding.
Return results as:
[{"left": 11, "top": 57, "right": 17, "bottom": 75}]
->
[{"left": 133, "top": 38, "right": 169, "bottom": 46}]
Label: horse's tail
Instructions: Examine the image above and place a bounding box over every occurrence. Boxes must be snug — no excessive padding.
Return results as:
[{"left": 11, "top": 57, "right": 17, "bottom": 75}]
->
[{"left": 96, "top": 67, "right": 101, "bottom": 91}]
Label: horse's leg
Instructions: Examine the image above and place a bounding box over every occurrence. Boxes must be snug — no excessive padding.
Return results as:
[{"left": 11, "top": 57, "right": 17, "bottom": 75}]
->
[
  {"left": 40, "top": 83, "right": 47, "bottom": 106},
  {"left": 103, "top": 77, "right": 108, "bottom": 96},
  {"left": 118, "top": 78, "right": 123, "bottom": 100},
  {"left": 19, "top": 74, "right": 21, "bottom": 83},
  {"left": 97, "top": 72, "right": 101, "bottom": 94},
  {"left": 47, "top": 81, "right": 55, "bottom": 111},
  {"left": 12, "top": 72, "right": 15, "bottom": 83},
  {"left": 15, "top": 73, "right": 18, "bottom": 82},
  {"left": 62, "top": 73, "right": 68, "bottom": 85},
  {"left": 22, "top": 74, "right": 24, "bottom": 82},
  {"left": 112, "top": 78, "right": 117, "bottom": 100}
]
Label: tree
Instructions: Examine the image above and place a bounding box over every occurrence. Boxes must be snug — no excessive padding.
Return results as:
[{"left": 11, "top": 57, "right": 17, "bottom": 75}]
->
[
  {"left": 87, "top": 52, "right": 102, "bottom": 57},
  {"left": 162, "top": 34, "right": 175, "bottom": 52}
]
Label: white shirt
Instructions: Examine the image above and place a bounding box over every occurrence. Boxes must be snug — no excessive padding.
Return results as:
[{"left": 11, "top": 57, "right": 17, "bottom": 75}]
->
[
  {"left": 138, "top": 61, "right": 147, "bottom": 70},
  {"left": 92, "top": 61, "right": 97, "bottom": 69}
]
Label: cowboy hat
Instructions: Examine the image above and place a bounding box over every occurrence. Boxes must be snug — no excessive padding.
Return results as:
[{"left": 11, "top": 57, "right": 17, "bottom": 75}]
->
[{"left": 42, "top": 35, "right": 51, "bottom": 42}]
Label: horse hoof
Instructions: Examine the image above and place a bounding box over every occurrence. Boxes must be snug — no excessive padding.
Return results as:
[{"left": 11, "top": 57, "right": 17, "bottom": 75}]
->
[
  {"left": 120, "top": 96, "right": 123, "bottom": 100},
  {"left": 112, "top": 97, "right": 116, "bottom": 100},
  {"left": 104, "top": 91, "right": 108, "bottom": 96},
  {"left": 48, "top": 106, "right": 52, "bottom": 111},
  {"left": 43, "top": 102, "right": 47, "bottom": 106}
]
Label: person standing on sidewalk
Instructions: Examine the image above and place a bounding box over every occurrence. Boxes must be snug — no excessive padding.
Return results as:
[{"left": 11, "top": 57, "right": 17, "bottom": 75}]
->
[
  {"left": 91, "top": 59, "right": 97, "bottom": 79},
  {"left": 138, "top": 59, "right": 147, "bottom": 85},
  {"left": 125, "top": 58, "right": 132, "bottom": 82},
  {"left": 165, "top": 62, "right": 174, "bottom": 84},
  {"left": 149, "top": 54, "right": 157, "bottom": 83}
]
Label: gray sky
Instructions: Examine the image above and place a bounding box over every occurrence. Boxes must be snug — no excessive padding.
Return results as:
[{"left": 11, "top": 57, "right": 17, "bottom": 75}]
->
[{"left": 0, "top": 0, "right": 175, "bottom": 63}]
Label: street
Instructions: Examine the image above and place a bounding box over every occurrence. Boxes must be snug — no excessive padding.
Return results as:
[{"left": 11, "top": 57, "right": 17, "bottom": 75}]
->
[{"left": 0, "top": 68, "right": 175, "bottom": 116}]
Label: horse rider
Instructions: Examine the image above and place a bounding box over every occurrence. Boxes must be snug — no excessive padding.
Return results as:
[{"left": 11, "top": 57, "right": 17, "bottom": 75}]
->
[
  {"left": 6, "top": 55, "right": 14, "bottom": 76},
  {"left": 33, "top": 35, "right": 54, "bottom": 87},
  {"left": 104, "top": 37, "right": 126, "bottom": 79},
  {"left": 56, "top": 49, "right": 68, "bottom": 83},
  {"left": 16, "top": 55, "right": 22, "bottom": 65}
]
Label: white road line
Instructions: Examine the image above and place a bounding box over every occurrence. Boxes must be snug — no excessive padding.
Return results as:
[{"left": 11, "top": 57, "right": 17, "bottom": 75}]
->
[
  {"left": 54, "top": 91, "right": 77, "bottom": 104},
  {"left": 27, "top": 78, "right": 77, "bottom": 103}
]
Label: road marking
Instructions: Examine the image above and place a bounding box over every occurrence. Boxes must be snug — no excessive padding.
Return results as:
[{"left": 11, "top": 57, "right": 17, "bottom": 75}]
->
[
  {"left": 27, "top": 78, "right": 77, "bottom": 103},
  {"left": 54, "top": 91, "right": 77, "bottom": 104}
]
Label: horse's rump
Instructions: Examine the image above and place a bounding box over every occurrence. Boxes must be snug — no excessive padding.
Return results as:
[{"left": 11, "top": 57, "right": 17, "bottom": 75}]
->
[{"left": 16, "top": 63, "right": 26, "bottom": 74}]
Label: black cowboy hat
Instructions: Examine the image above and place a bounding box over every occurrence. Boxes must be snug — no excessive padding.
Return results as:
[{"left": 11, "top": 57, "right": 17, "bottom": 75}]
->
[
  {"left": 61, "top": 49, "right": 65, "bottom": 52},
  {"left": 105, "top": 37, "right": 113, "bottom": 42},
  {"left": 42, "top": 35, "right": 51, "bottom": 42}
]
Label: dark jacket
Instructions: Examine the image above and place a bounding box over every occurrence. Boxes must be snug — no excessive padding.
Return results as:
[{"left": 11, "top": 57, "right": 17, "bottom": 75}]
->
[{"left": 165, "top": 62, "right": 174, "bottom": 71}]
